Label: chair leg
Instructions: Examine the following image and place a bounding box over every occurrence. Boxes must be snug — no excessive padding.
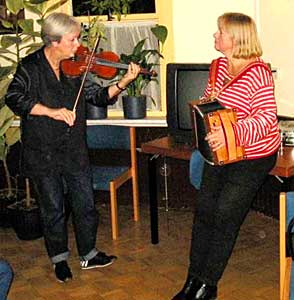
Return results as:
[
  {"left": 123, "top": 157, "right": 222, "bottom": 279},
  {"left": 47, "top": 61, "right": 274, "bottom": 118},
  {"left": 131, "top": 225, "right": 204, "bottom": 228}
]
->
[
  {"left": 282, "top": 259, "right": 292, "bottom": 300},
  {"left": 280, "top": 192, "right": 292, "bottom": 300},
  {"left": 280, "top": 192, "right": 286, "bottom": 300},
  {"left": 110, "top": 182, "right": 118, "bottom": 240}
]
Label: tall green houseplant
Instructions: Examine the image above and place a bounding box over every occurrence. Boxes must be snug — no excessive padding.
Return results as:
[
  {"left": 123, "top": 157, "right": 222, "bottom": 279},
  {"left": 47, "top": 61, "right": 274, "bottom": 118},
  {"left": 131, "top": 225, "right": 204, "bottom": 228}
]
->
[
  {"left": 0, "top": 0, "right": 68, "bottom": 197},
  {"left": 0, "top": 0, "right": 68, "bottom": 105},
  {"left": 0, "top": 105, "right": 20, "bottom": 198}
]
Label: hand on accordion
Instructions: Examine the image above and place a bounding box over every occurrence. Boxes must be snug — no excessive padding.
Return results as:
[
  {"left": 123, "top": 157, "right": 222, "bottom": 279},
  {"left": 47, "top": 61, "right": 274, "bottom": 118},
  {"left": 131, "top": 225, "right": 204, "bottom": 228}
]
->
[{"left": 205, "top": 125, "right": 226, "bottom": 151}]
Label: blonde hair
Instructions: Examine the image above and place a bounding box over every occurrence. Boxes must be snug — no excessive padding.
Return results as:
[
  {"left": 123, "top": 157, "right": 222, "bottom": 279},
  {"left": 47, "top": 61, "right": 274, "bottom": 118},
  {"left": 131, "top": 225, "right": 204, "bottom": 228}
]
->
[
  {"left": 218, "top": 12, "right": 262, "bottom": 58},
  {"left": 41, "top": 13, "right": 81, "bottom": 46}
]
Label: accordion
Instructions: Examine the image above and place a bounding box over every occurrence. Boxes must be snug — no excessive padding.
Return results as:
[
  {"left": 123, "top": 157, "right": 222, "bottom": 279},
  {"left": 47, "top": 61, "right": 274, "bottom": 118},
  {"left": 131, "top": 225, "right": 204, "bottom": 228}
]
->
[{"left": 190, "top": 98, "right": 246, "bottom": 165}]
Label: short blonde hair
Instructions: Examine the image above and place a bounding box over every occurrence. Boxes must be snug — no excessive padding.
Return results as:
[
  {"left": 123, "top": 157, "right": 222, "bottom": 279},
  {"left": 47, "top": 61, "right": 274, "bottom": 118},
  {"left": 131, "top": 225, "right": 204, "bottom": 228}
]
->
[
  {"left": 41, "top": 12, "right": 81, "bottom": 46},
  {"left": 218, "top": 12, "right": 262, "bottom": 59}
]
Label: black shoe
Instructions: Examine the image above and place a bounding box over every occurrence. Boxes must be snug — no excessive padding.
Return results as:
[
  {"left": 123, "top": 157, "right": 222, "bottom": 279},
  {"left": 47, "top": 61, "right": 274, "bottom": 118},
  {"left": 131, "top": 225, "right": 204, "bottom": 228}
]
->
[
  {"left": 194, "top": 284, "right": 217, "bottom": 300},
  {"left": 54, "top": 260, "right": 73, "bottom": 283},
  {"left": 171, "top": 276, "right": 202, "bottom": 300},
  {"left": 80, "top": 251, "right": 117, "bottom": 270}
]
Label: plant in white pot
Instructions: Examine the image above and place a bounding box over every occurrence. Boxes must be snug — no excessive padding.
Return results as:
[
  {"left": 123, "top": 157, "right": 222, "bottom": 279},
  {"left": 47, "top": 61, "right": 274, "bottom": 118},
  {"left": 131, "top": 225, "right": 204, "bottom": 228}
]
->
[{"left": 117, "top": 24, "right": 168, "bottom": 119}]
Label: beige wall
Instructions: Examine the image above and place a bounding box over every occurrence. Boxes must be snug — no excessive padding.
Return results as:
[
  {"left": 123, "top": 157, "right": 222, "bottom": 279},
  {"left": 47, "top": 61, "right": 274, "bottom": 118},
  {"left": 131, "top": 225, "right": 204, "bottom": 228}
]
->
[
  {"left": 166, "top": 0, "right": 294, "bottom": 117},
  {"left": 171, "top": 0, "right": 257, "bottom": 62},
  {"left": 259, "top": 0, "right": 294, "bottom": 117}
]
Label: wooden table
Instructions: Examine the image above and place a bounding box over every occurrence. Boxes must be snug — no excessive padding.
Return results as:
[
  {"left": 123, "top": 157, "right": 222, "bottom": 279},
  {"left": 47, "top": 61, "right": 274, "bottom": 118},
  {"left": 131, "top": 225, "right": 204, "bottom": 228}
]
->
[
  {"left": 141, "top": 136, "right": 294, "bottom": 244},
  {"left": 270, "top": 146, "right": 294, "bottom": 177}
]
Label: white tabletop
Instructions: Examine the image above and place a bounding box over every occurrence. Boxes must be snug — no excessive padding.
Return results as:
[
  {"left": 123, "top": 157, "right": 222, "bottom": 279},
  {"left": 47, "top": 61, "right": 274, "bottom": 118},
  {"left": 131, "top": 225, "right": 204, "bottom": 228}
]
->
[{"left": 12, "top": 116, "right": 167, "bottom": 127}]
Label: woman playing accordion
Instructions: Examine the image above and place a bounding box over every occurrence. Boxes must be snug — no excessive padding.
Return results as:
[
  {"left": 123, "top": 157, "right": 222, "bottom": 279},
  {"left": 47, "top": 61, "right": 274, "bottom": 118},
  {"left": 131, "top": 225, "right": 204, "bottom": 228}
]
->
[{"left": 171, "top": 12, "right": 280, "bottom": 300}]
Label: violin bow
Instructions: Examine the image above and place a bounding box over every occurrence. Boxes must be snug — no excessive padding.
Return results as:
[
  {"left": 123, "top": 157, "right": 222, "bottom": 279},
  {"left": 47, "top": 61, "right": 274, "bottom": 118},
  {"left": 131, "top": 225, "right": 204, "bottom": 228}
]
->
[{"left": 72, "top": 34, "right": 102, "bottom": 112}]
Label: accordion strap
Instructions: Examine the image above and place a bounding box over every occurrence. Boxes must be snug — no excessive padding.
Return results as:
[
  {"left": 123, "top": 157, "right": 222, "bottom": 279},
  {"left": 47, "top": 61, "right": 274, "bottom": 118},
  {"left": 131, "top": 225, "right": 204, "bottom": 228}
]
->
[
  {"left": 209, "top": 59, "right": 219, "bottom": 98},
  {"left": 209, "top": 59, "right": 271, "bottom": 99}
]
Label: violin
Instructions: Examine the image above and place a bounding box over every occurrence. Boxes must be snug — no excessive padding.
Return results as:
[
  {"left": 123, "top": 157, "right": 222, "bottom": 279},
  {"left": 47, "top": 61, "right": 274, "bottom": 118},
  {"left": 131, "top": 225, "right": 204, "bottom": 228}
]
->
[{"left": 61, "top": 45, "right": 157, "bottom": 79}]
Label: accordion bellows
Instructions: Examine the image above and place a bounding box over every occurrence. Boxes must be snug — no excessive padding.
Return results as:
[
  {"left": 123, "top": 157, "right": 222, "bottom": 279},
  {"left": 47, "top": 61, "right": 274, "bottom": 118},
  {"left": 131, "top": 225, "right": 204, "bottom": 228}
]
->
[
  {"left": 190, "top": 98, "right": 246, "bottom": 165},
  {"left": 188, "top": 59, "right": 269, "bottom": 166}
]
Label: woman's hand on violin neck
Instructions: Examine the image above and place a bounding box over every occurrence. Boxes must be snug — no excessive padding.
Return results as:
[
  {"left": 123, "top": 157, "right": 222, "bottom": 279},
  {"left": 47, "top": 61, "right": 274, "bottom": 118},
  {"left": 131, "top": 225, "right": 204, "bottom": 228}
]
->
[
  {"left": 108, "top": 62, "right": 140, "bottom": 98},
  {"left": 48, "top": 107, "right": 76, "bottom": 126},
  {"left": 121, "top": 62, "right": 141, "bottom": 85}
]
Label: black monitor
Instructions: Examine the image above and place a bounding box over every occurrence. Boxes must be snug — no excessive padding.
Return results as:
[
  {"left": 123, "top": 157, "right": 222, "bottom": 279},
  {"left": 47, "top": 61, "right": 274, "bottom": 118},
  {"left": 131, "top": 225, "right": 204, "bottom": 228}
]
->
[{"left": 166, "top": 63, "right": 210, "bottom": 144}]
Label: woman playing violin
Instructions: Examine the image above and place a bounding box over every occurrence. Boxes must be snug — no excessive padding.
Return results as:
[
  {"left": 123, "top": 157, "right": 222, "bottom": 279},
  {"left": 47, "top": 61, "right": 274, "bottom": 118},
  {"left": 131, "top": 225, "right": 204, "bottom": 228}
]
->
[{"left": 5, "top": 12, "right": 140, "bottom": 283}]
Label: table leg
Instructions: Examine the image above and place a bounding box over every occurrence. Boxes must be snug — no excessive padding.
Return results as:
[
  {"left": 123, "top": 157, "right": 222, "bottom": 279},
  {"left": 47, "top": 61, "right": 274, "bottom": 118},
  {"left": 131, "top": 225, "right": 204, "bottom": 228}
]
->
[{"left": 148, "top": 154, "right": 159, "bottom": 244}]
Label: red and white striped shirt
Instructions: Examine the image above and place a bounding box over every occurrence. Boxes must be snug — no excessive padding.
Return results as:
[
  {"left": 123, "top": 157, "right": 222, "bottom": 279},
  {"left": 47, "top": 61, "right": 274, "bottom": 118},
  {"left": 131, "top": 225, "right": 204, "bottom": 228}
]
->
[{"left": 204, "top": 57, "right": 280, "bottom": 160}]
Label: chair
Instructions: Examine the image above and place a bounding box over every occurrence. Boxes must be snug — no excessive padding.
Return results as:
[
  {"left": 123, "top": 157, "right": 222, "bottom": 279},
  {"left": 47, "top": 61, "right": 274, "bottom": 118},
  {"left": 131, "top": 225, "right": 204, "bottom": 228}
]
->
[
  {"left": 279, "top": 192, "right": 294, "bottom": 300},
  {"left": 86, "top": 125, "right": 139, "bottom": 240}
]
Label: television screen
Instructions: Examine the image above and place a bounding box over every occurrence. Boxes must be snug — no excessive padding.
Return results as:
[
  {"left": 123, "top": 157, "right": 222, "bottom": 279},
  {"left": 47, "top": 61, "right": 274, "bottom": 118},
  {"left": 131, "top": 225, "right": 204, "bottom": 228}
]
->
[
  {"left": 167, "top": 63, "right": 210, "bottom": 144},
  {"left": 177, "top": 69, "right": 209, "bottom": 130}
]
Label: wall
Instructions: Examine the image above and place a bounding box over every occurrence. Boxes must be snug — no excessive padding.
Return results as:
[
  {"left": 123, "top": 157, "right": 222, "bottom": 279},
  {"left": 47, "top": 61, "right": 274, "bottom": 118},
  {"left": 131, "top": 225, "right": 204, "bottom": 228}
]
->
[
  {"left": 163, "top": 0, "right": 293, "bottom": 117},
  {"left": 171, "top": 0, "right": 257, "bottom": 62},
  {"left": 259, "top": 0, "right": 294, "bottom": 117}
]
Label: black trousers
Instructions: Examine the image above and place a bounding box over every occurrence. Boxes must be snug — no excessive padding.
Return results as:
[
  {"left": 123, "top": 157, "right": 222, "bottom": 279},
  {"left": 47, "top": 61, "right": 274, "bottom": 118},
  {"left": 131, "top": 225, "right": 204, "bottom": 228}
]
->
[
  {"left": 32, "top": 167, "right": 98, "bottom": 264},
  {"left": 188, "top": 153, "right": 277, "bottom": 285}
]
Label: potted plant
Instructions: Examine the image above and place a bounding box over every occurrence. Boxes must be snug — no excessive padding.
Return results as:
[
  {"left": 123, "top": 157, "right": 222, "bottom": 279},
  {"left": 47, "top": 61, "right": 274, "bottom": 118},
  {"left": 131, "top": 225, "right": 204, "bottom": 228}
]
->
[
  {"left": 118, "top": 24, "right": 168, "bottom": 119},
  {"left": 8, "top": 178, "right": 43, "bottom": 240},
  {"left": 0, "top": 0, "right": 68, "bottom": 233},
  {"left": 79, "top": 17, "right": 110, "bottom": 119},
  {"left": 0, "top": 105, "right": 21, "bottom": 227},
  {"left": 74, "top": 0, "right": 135, "bottom": 21}
]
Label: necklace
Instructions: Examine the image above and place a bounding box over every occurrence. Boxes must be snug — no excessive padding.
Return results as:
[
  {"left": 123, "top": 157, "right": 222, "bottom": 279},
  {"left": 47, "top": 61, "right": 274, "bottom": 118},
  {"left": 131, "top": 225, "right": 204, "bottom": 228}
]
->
[{"left": 44, "top": 47, "right": 61, "bottom": 71}]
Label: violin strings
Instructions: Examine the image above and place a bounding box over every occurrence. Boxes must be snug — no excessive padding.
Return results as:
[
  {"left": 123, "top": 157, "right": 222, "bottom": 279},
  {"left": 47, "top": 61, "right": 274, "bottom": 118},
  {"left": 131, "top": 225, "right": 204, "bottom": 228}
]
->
[
  {"left": 72, "top": 35, "right": 102, "bottom": 112},
  {"left": 93, "top": 57, "right": 129, "bottom": 70}
]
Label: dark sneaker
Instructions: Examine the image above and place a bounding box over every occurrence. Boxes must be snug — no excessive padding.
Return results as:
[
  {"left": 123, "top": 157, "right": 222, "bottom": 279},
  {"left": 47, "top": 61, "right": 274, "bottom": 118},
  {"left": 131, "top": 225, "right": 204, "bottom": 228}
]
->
[
  {"left": 54, "top": 260, "right": 73, "bottom": 283},
  {"left": 80, "top": 251, "right": 117, "bottom": 270}
]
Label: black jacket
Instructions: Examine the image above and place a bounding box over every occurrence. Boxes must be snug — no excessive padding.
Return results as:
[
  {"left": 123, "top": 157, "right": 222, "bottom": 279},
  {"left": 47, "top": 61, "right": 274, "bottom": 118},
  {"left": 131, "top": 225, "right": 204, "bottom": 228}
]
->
[{"left": 5, "top": 47, "right": 115, "bottom": 176}]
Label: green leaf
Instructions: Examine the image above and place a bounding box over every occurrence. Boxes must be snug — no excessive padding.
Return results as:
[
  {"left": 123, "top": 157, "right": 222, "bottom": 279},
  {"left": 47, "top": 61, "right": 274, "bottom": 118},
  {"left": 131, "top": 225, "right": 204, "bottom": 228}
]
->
[
  {"left": 0, "top": 20, "right": 14, "bottom": 30},
  {"left": 0, "top": 105, "right": 14, "bottom": 136},
  {"left": 23, "top": 42, "right": 43, "bottom": 55},
  {"left": 0, "top": 54, "right": 17, "bottom": 65},
  {"left": 29, "top": 0, "right": 49, "bottom": 4},
  {"left": 5, "top": 0, "right": 24, "bottom": 15},
  {"left": 0, "top": 46, "right": 16, "bottom": 55},
  {"left": 0, "top": 137, "right": 6, "bottom": 161},
  {"left": 43, "top": 0, "right": 68, "bottom": 16},
  {"left": 5, "top": 127, "right": 20, "bottom": 146},
  {"left": 21, "top": 31, "right": 41, "bottom": 42},
  {"left": 151, "top": 25, "right": 168, "bottom": 46},
  {"left": 23, "top": 3, "right": 43, "bottom": 16},
  {"left": 0, "top": 66, "right": 15, "bottom": 79},
  {"left": 133, "top": 39, "right": 146, "bottom": 57},
  {"left": 18, "top": 19, "right": 34, "bottom": 33},
  {"left": 0, "top": 77, "right": 13, "bottom": 101},
  {"left": 1, "top": 35, "right": 22, "bottom": 48}
]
